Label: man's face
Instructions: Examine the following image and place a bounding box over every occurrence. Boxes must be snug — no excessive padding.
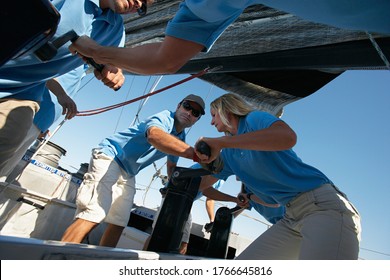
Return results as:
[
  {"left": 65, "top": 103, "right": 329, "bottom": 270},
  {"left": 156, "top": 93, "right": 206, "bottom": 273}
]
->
[
  {"left": 109, "top": 0, "right": 145, "bottom": 14},
  {"left": 175, "top": 100, "right": 202, "bottom": 128}
]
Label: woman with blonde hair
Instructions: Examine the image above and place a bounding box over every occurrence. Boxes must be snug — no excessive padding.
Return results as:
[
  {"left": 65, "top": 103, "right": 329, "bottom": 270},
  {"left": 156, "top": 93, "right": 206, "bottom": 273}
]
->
[{"left": 196, "top": 93, "right": 361, "bottom": 259}]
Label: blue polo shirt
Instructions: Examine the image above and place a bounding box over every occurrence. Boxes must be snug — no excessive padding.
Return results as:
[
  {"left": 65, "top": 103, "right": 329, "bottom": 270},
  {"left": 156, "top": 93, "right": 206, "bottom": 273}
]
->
[
  {"left": 166, "top": 0, "right": 390, "bottom": 52},
  {"left": 213, "top": 111, "right": 332, "bottom": 206},
  {"left": 33, "top": 65, "right": 86, "bottom": 132},
  {"left": 98, "top": 110, "right": 185, "bottom": 176},
  {"left": 0, "top": 0, "right": 124, "bottom": 102}
]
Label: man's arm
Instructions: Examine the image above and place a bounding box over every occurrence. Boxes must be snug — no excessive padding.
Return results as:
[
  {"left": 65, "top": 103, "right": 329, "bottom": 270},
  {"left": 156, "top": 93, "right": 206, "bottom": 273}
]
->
[
  {"left": 200, "top": 176, "right": 246, "bottom": 207},
  {"left": 45, "top": 78, "right": 77, "bottom": 120},
  {"left": 147, "top": 126, "right": 195, "bottom": 160},
  {"left": 205, "top": 198, "right": 215, "bottom": 222},
  {"left": 70, "top": 36, "right": 204, "bottom": 75},
  {"left": 166, "top": 160, "right": 176, "bottom": 179}
]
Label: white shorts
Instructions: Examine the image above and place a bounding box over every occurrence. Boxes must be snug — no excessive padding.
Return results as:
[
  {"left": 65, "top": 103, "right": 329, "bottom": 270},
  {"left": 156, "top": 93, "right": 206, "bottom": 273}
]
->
[{"left": 75, "top": 149, "right": 136, "bottom": 227}]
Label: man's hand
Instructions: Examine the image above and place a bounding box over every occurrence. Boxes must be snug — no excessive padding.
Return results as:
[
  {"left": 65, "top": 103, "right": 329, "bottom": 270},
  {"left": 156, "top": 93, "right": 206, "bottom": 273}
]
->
[
  {"left": 238, "top": 192, "right": 280, "bottom": 208},
  {"left": 194, "top": 139, "right": 224, "bottom": 173},
  {"left": 199, "top": 154, "right": 224, "bottom": 174},
  {"left": 56, "top": 93, "right": 78, "bottom": 119},
  {"left": 46, "top": 78, "right": 77, "bottom": 119},
  {"left": 94, "top": 65, "right": 125, "bottom": 91}
]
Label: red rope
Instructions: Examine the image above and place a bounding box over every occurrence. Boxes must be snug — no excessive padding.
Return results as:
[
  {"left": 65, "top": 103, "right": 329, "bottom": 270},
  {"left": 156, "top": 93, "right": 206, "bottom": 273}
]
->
[{"left": 76, "top": 67, "right": 211, "bottom": 117}]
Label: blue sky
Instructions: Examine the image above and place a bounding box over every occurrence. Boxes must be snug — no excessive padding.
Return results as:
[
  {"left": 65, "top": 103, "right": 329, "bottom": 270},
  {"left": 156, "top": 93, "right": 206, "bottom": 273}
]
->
[{"left": 50, "top": 69, "right": 390, "bottom": 260}]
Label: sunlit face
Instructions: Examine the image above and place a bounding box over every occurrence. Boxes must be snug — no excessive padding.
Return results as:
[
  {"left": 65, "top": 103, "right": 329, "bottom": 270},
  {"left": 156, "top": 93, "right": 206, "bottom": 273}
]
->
[
  {"left": 210, "top": 108, "right": 228, "bottom": 133},
  {"left": 175, "top": 101, "right": 202, "bottom": 128},
  {"left": 110, "top": 0, "right": 144, "bottom": 14}
]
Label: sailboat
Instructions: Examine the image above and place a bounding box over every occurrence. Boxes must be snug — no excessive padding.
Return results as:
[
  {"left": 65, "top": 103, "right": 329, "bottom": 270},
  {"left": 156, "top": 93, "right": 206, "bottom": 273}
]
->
[{"left": 1, "top": 0, "right": 389, "bottom": 260}]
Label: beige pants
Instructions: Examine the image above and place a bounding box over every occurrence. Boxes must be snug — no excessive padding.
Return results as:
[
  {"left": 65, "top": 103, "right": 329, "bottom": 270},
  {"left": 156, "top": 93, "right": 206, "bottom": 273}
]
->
[
  {"left": 0, "top": 99, "right": 39, "bottom": 178},
  {"left": 236, "top": 184, "right": 361, "bottom": 260}
]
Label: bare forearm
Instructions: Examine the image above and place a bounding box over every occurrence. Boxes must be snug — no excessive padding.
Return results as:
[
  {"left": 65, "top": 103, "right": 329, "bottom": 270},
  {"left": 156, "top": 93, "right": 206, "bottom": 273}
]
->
[
  {"left": 46, "top": 78, "right": 66, "bottom": 98},
  {"left": 205, "top": 199, "right": 215, "bottom": 221},
  {"left": 148, "top": 127, "right": 194, "bottom": 159},
  {"left": 203, "top": 187, "right": 236, "bottom": 203},
  {"left": 211, "top": 121, "right": 297, "bottom": 152},
  {"left": 90, "top": 37, "right": 203, "bottom": 75},
  {"left": 96, "top": 44, "right": 175, "bottom": 74}
]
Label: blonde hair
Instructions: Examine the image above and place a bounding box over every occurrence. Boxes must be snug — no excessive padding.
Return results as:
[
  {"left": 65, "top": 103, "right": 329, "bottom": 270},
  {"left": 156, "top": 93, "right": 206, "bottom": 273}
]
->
[{"left": 210, "top": 93, "right": 254, "bottom": 131}]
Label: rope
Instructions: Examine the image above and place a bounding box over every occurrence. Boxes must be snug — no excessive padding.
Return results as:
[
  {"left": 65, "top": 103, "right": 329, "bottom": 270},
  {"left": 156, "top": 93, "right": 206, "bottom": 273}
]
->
[
  {"left": 366, "top": 32, "right": 390, "bottom": 70},
  {"left": 76, "top": 67, "right": 213, "bottom": 117}
]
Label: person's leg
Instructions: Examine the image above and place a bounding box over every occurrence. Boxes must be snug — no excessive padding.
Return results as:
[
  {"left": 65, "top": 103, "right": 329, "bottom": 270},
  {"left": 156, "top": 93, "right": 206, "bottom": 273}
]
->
[
  {"left": 298, "top": 184, "right": 361, "bottom": 259},
  {"left": 0, "top": 99, "right": 39, "bottom": 178},
  {"left": 236, "top": 218, "right": 301, "bottom": 260},
  {"left": 100, "top": 172, "right": 136, "bottom": 247},
  {"left": 61, "top": 218, "right": 98, "bottom": 243},
  {"left": 179, "top": 213, "right": 192, "bottom": 254},
  {"left": 2, "top": 124, "right": 40, "bottom": 181},
  {"left": 99, "top": 223, "right": 125, "bottom": 247},
  {"left": 61, "top": 150, "right": 120, "bottom": 243}
]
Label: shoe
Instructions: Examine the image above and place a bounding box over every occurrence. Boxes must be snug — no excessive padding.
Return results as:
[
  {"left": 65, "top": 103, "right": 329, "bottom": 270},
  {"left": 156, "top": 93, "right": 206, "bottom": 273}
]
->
[{"left": 204, "top": 222, "right": 214, "bottom": 233}]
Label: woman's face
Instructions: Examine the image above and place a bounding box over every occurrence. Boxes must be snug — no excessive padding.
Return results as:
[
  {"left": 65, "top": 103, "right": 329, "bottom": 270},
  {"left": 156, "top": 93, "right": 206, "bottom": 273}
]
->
[{"left": 210, "top": 108, "right": 228, "bottom": 133}]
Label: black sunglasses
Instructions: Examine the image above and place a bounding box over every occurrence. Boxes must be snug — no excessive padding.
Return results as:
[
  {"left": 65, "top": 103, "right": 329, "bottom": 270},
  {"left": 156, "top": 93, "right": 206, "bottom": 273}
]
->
[
  {"left": 137, "top": 0, "right": 147, "bottom": 17},
  {"left": 181, "top": 101, "right": 201, "bottom": 118}
]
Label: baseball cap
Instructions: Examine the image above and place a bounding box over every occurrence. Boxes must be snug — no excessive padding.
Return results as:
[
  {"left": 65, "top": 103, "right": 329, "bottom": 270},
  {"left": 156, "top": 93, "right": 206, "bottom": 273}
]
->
[{"left": 182, "top": 94, "right": 205, "bottom": 115}]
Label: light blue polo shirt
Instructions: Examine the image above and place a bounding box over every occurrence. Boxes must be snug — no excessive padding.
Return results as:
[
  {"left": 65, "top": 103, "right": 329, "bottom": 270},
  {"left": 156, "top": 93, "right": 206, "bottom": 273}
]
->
[
  {"left": 33, "top": 65, "right": 86, "bottom": 132},
  {"left": 98, "top": 110, "right": 185, "bottom": 176},
  {"left": 213, "top": 111, "right": 332, "bottom": 206},
  {"left": 0, "top": 0, "right": 124, "bottom": 102},
  {"left": 166, "top": 0, "right": 390, "bottom": 52}
]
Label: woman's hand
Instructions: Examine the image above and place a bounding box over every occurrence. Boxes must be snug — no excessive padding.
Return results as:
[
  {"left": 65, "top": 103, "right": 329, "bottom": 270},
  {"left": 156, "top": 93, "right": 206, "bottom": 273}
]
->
[{"left": 194, "top": 137, "right": 222, "bottom": 163}]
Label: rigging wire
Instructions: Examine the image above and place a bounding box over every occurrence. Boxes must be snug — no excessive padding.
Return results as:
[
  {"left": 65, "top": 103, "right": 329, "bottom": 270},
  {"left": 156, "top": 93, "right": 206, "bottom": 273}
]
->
[
  {"left": 366, "top": 32, "right": 390, "bottom": 70},
  {"left": 75, "top": 74, "right": 95, "bottom": 93},
  {"left": 131, "top": 76, "right": 152, "bottom": 126},
  {"left": 142, "top": 162, "right": 164, "bottom": 206},
  {"left": 360, "top": 247, "right": 390, "bottom": 257},
  {"left": 113, "top": 75, "right": 135, "bottom": 133},
  {"left": 131, "top": 75, "right": 163, "bottom": 126}
]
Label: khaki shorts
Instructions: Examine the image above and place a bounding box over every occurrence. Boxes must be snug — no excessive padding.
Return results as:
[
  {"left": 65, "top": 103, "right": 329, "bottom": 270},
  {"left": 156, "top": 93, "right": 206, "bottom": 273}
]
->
[
  {"left": 0, "top": 99, "right": 39, "bottom": 178},
  {"left": 75, "top": 149, "right": 136, "bottom": 227}
]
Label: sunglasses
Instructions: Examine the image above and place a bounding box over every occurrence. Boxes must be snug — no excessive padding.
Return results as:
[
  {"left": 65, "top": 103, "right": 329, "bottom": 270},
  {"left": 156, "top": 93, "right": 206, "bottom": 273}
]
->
[
  {"left": 137, "top": 0, "right": 147, "bottom": 17},
  {"left": 181, "top": 101, "right": 201, "bottom": 118}
]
